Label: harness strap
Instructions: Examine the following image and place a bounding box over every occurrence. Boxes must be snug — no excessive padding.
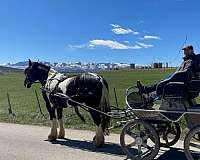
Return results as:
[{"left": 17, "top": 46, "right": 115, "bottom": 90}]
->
[{"left": 45, "top": 73, "right": 68, "bottom": 94}]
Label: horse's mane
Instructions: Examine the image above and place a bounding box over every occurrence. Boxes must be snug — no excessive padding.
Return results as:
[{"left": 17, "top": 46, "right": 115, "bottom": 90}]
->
[{"left": 37, "top": 62, "right": 50, "bottom": 68}]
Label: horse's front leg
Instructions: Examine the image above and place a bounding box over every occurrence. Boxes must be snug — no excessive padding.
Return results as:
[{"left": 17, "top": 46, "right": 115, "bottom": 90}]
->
[
  {"left": 42, "top": 92, "right": 58, "bottom": 141},
  {"left": 57, "top": 108, "right": 65, "bottom": 139},
  {"left": 48, "top": 107, "right": 58, "bottom": 141}
]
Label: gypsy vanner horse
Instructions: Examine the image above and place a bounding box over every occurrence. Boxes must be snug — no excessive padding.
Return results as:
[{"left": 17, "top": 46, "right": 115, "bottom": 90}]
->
[{"left": 24, "top": 60, "right": 110, "bottom": 147}]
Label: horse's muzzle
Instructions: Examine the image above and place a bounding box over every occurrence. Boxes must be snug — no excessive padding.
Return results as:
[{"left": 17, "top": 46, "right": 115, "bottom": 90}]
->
[{"left": 24, "top": 79, "right": 32, "bottom": 88}]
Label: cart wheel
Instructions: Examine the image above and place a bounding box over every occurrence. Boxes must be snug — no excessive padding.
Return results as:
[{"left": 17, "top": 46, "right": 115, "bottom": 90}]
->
[
  {"left": 159, "top": 122, "right": 181, "bottom": 147},
  {"left": 184, "top": 126, "right": 200, "bottom": 160},
  {"left": 120, "top": 120, "right": 160, "bottom": 160}
]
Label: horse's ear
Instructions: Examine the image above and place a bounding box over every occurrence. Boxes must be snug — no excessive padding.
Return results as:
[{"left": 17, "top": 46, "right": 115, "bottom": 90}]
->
[{"left": 28, "top": 59, "right": 32, "bottom": 66}]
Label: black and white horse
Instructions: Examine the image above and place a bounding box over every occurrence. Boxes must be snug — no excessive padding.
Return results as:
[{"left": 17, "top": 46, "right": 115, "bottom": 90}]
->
[{"left": 24, "top": 60, "right": 110, "bottom": 147}]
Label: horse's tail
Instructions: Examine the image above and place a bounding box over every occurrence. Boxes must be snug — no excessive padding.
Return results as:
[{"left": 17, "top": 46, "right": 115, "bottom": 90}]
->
[{"left": 99, "top": 78, "right": 111, "bottom": 135}]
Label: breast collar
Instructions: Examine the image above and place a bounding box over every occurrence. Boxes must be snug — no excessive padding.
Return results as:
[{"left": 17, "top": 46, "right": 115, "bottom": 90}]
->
[{"left": 45, "top": 72, "right": 67, "bottom": 93}]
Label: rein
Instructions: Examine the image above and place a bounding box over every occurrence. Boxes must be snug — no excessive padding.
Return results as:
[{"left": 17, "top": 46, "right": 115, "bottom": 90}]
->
[{"left": 40, "top": 87, "right": 128, "bottom": 119}]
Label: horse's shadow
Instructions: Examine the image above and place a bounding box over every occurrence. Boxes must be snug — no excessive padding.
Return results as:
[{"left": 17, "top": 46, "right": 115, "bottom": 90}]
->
[
  {"left": 49, "top": 138, "right": 198, "bottom": 160},
  {"left": 50, "top": 138, "right": 125, "bottom": 157}
]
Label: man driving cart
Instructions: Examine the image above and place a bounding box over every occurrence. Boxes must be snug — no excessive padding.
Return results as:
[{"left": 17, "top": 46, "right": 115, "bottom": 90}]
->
[{"left": 137, "top": 45, "right": 200, "bottom": 132}]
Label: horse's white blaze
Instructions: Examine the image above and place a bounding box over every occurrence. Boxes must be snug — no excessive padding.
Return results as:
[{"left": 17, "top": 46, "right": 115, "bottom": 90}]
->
[{"left": 58, "top": 119, "right": 65, "bottom": 138}]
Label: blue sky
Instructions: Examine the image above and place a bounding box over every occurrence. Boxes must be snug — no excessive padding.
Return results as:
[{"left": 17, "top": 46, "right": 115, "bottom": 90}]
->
[{"left": 0, "top": 0, "right": 200, "bottom": 65}]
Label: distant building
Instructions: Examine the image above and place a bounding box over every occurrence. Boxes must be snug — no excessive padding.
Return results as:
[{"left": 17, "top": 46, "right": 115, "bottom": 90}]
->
[
  {"left": 153, "top": 62, "right": 163, "bottom": 68},
  {"left": 130, "top": 63, "right": 135, "bottom": 69},
  {"left": 166, "top": 62, "right": 169, "bottom": 68},
  {"left": 158, "top": 63, "right": 162, "bottom": 68}
]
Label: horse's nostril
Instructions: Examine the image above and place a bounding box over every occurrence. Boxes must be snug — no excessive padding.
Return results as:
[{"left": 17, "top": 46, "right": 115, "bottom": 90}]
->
[{"left": 27, "top": 84, "right": 31, "bottom": 88}]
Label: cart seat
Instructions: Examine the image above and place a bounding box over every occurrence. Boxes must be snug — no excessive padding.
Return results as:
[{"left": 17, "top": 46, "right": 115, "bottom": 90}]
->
[
  {"left": 189, "top": 80, "right": 200, "bottom": 91},
  {"left": 157, "top": 80, "right": 200, "bottom": 100},
  {"left": 156, "top": 70, "right": 191, "bottom": 97}
]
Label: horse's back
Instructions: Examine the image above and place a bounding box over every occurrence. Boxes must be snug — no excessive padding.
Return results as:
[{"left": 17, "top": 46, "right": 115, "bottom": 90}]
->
[{"left": 61, "top": 73, "right": 103, "bottom": 98}]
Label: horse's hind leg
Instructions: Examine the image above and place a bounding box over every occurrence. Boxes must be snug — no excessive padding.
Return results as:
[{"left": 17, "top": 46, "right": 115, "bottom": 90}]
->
[
  {"left": 57, "top": 108, "right": 65, "bottom": 139},
  {"left": 89, "top": 110, "right": 105, "bottom": 147},
  {"left": 95, "top": 123, "right": 105, "bottom": 147}
]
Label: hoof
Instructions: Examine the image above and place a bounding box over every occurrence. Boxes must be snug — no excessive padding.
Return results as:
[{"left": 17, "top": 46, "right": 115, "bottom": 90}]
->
[
  {"left": 58, "top": 136, "right": 65, "bottom": 139},
  {"left": 48, "top": 134, "right": 57, "bottom": 141},
  {"left": 58, "top": 134, "right": 65, "bottom": 139},
  {"left": 58, "top": 129, "right": 65, "bottom": 139},
  {"left": 93, "top": 136, "right": 105, "bottom": 148}
]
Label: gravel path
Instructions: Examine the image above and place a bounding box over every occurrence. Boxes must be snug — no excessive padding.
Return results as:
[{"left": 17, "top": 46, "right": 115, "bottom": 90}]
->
[{"left": 0, "top": 123, "right": 190, "bottom": 160}]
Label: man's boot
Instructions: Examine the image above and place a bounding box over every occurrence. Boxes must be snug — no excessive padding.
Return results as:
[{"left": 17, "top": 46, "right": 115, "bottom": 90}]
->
[{"left": 137, "top": 80, "right": 146, "bottom": 94}]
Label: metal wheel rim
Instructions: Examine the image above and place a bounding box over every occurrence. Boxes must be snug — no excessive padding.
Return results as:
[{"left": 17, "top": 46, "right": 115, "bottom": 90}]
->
[
  {"left": 184, "top": 126, "right": 200, "bottom": 160},
  {"left": 120, "top": 120, "right": 160, "bottom": 160}
]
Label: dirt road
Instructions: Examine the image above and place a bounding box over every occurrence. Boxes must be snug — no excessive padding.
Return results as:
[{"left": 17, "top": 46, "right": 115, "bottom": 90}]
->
[{"left": 0, "top": 123, "right": 189, "bottom": 160}]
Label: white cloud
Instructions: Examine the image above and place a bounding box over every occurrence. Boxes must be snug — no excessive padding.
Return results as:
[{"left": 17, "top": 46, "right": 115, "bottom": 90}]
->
[
  {"left": 124, "top": 40, "right": 130, "bottom": 43},
  {"left": 112, "top": 28, "right": 139, "bottom": 35},
  {"left": 110, "top": 24, "right": 121, "bottom": 28},
  {"left": 68, "top": 44, "right": 87, "bottom": 49},
  {"left": 68, "top": 40, "right": 155, "bottom": 50},
  {"left": 89, "top": 39, "right": 142, "bottom": 50},
  {"left": 136, "top": 42, "right": 154, "bottom": 48},
  {"left": 140, "top": 35, "right": 161, "bottom": 40},
  {"left": 110, "top": 24, "right": 139, "bottom": 35}
]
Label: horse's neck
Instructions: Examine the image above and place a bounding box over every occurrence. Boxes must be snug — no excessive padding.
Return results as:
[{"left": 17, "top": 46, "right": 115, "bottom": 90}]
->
[
  {"left": 39, "top": 70, "right": 51, "bottom": 86},
  {"left": 48, "top": 72, "right": 57, "bottom": 80}
]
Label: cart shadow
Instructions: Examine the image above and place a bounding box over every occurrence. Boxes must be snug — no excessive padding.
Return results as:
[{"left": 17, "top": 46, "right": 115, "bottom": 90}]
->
[
  {"left": 50, "top": 138, "right": 125, "bottom": 157},
  {"left": 158, "top": 147, "right": 199, "bottom": 160},
  {"left": 157, "top": 147, "right": 187, "bottom": 160},
  {"left": 49, "top": 139, "right": 199, "bottom": 160}
]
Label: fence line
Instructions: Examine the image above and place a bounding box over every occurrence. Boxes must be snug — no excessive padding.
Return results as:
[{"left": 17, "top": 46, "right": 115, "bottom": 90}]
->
[
  {"left": 7, "top": 92, "right": 16, "bottom": 118},
  {"left": 34, "top": 89, "right": 46, "bottom": 118},
  {"left": 3, "top": 91, "right": 47, "bottom": 120}
]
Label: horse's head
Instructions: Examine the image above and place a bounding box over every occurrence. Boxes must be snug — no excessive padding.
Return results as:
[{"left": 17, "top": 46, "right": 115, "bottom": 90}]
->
[{"left": 24, "top": 59, "right": 50, "bottom": 88}]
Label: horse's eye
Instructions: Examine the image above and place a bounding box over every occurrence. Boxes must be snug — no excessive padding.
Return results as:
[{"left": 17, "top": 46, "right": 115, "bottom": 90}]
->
[{"left": 25, "top": 67, "right": 32, "bottom": 75}]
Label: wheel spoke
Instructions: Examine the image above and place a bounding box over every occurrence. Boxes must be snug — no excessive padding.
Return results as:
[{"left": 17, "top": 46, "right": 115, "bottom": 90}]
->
[
  {"left": 142, "top": 142, "right": 154, "bottom": 150},
  {"left": 141, "top": 148, "right": 152, "bottom": 157},
  {"left": 143, "top": 134, "right": 150, "bottom": 141},
  {"left": 190, "top": 142, "right": 200, "bottom": 150},
  {"left": 126, "top": 130, "right": 137, "bottom": 139},
  {"left": 138, "top": 145, "right": 142, "bottom": 158},
  {"left": 126, "top": 141, "right": 136, "bottom": 148}
]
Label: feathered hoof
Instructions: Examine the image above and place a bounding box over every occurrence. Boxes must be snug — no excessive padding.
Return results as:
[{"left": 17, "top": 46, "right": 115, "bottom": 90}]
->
[
  {"left": 48, "top": 134, "right": 57, "bottom": 141},
  {"left": 93, "top": 136, "right": 105, "bottom": 148},
  {"left": 58, "top": 132, "right": 65, "bottom": 139}
]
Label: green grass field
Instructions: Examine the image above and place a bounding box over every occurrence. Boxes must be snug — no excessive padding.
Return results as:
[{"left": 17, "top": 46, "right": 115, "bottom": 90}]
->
[{"left": 0, "top": 69, "right": 177, "bottom": 131}]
